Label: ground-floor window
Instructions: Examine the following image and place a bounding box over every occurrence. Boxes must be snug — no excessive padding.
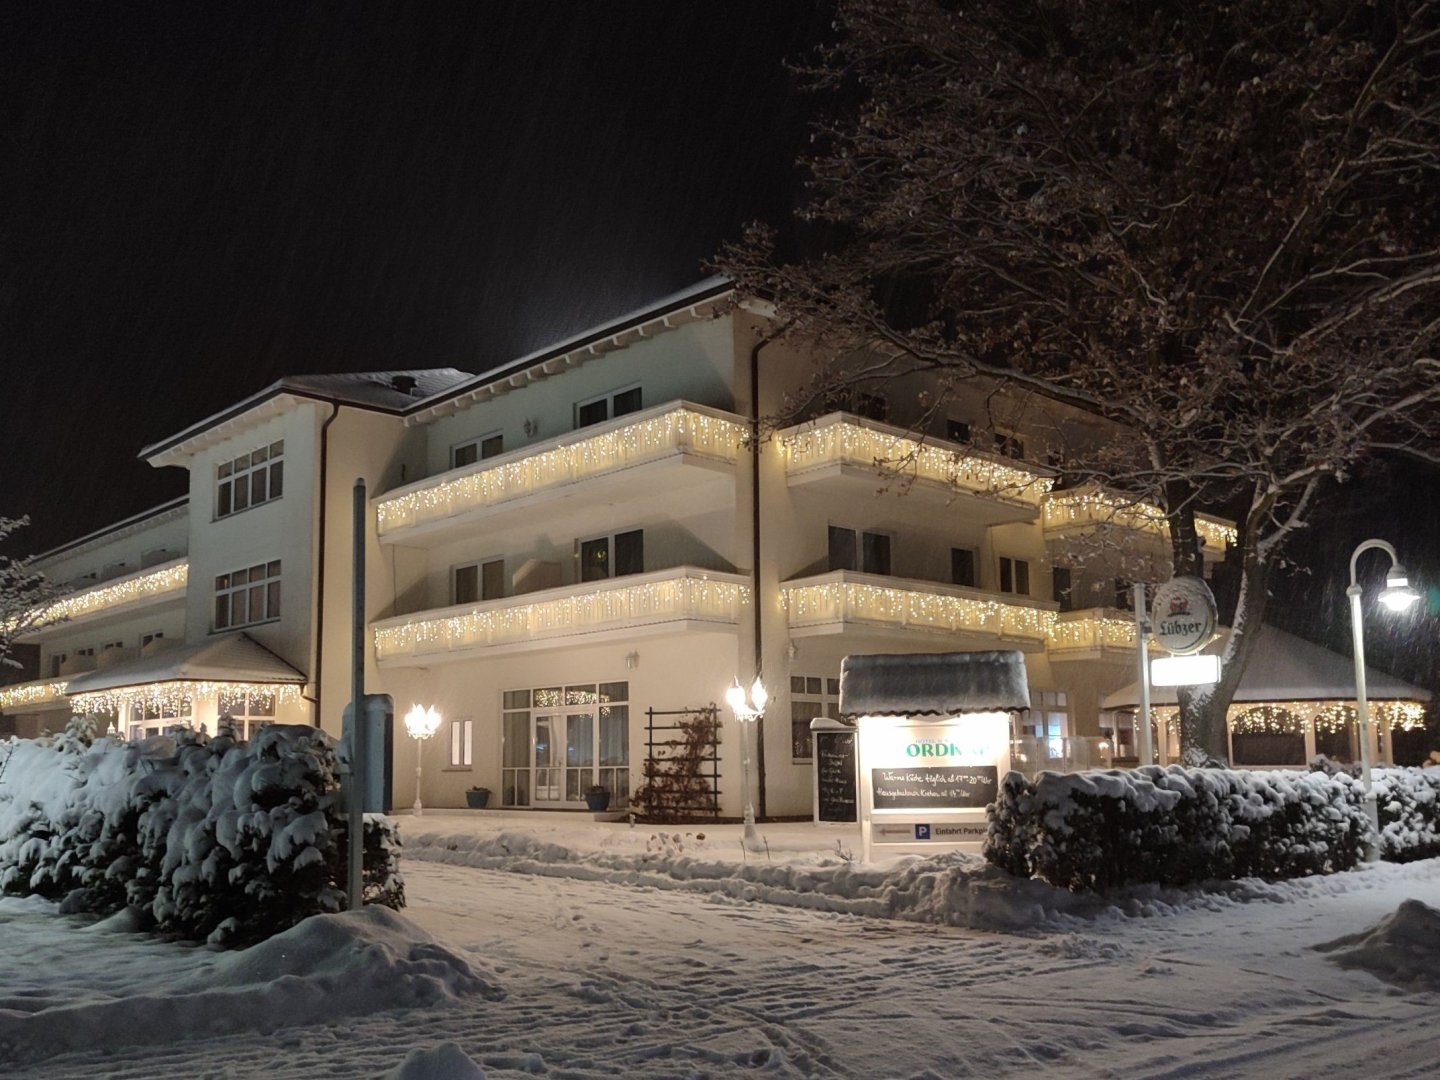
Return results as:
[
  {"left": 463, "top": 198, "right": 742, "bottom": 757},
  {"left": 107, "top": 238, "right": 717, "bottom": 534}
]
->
[
  {"left": 790, "top": 674, "right": 840, "bottom": 760},
  {"left": 1024, "top": 690, "right": 1069, "bottom": 757},
  {"left": 501, "top": 682, "right": 629, "bottom": 809},
  {"left": 218, "top": 691, "right": 276, "bottom": 741},
  {"left": 449, "top": 718, "right": 473, "bottom": 768},
  {"left": 127, "top": 700, "right": 192, "bottom": 740}
]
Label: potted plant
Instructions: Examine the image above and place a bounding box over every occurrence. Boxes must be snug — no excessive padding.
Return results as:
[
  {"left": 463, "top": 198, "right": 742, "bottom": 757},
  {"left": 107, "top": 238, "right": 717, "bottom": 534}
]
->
[
  {"left": 465, "top": 786, "right": 491, "bottom": 809},
  {"left": 584, "top": 784, "right": 611, "bottom": 812}
]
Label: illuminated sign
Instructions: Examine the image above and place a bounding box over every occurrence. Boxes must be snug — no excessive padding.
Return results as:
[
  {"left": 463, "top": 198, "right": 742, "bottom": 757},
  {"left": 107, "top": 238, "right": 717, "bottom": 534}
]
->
[{"left": 1150, "top": 577, "right": 1218, "bottom": 655}]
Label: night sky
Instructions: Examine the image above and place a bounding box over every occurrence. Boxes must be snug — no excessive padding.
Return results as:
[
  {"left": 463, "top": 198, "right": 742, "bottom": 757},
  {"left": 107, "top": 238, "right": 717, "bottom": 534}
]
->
[
  {"left": 2, "top": 3, "right": 1435, "bottom": 688},
  {"left": 2, "top": 2, "right": 827, "bottom": 554}
]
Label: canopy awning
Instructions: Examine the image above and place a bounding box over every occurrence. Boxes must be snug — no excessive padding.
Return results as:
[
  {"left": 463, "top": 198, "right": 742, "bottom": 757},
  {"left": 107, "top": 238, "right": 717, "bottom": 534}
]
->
[
  {"left": 63, "top": 633, "right": 306, "bottom": 696},
  {"left": 1102, "top": 624, "right": 1430, "bottom": 709},
  {"left": 839, "top": 650, "right": 1030, "bottom": 718}
]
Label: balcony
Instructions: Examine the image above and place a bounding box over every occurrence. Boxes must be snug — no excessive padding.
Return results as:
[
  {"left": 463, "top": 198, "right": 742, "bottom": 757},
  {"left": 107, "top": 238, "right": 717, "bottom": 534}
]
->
[
  {"left": 375, "top": 402, "right": 748, "bottom": 547},
  {"left": 1042, "top": 486, "right": 1236, "bottom": 563},
  {"left": 0, "top": 678, "right": 69, "bottom": 714},
  {"left": 780, "top": 570, "right": 1055, "bottom": 648},
  {"left": 19, "top": 559, "right": 188, "bottom": 641},
  {"left": 1046, "top": 607, "right": 1140, "bottom": 661},
  {"left": 777, "top": 414, "right": 1054, "bottom": 527},
  {"left": 372, "top": 566, "right": 751, "bottom": 665}
]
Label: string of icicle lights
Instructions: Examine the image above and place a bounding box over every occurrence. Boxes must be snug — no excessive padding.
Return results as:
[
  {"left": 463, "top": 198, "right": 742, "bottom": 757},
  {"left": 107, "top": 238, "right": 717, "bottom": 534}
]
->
[
  {"left": 68, "top": 680, "right": 302, "bottom": 717},
  {"left": 374, "top": 576, "right": 751, "bottom": 658},
  {"left": 376, "top": 407, "right": 747, "bottom": 534},
  {"left": 1143, "top": 701, "right": 1424, "bottom": 734},
  {"left": 781, "top": 581, "right": 1054, "bottom": 640},
  {"left": 1047, "top": 614, "right": 1137, "bottom": 651},
  {"left": 26, "top": 562, "right": 188, "bottom": 628},
  {"left": 0, "top": 681, "right": 68, "bottom": 710},
  {"left": 1042, "top": 488, "right": 1238, "bottom": 551},
  {"left": 779, "top": 419, "right": 1052, "bottom": 504}
]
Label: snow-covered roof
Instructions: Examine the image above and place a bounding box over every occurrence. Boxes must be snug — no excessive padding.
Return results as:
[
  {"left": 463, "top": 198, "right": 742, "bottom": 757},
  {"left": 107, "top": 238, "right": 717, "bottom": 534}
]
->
[
  {"left": 839, "top": 650, "right": 1031, "bottom": 718},
  {"left": 63, "top": 633, "right": 306, "bottom": 695},
  {"left": 141, "top": 368, "right": 475, "bottom": 465},
  {"left": 1102, "top": 624, "right": 1431, "bottom": 709}
]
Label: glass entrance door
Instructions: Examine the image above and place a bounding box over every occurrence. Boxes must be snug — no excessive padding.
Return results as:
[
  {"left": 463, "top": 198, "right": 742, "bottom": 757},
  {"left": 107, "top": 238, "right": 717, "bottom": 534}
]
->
[{"left": 533, "top": 710, "right": 596, "bottom": 805}]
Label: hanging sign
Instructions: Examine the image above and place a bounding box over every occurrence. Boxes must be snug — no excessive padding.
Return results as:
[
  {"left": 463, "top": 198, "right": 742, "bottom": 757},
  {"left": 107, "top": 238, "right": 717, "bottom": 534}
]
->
[{"left": 1150, "top": 577, "right": 1218, "bottom": 655}]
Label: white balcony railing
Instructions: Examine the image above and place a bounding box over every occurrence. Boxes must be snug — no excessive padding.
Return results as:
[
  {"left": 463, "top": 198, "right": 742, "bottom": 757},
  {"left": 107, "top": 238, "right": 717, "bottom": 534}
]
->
[
  {"left": 778, "top": 413, "right": 1054, "bottom": 508},
  {"left": 373, "top": 566, "right": 751, "bottom": 662},
  {"left": 1047, "top": 608, "right": 1139, "bottom": 654},
  {"left": 0, "top": 679, "right": 69, "bottom": 713},
  {"left": 781, "top": 571, "right": 1056, "bottom": 643},
  {"left": 375, "top": 403, "right": 748, "bottom": 538},
  {"left": 1042, "top": 486, "right": 1237, "bottom": 553},
  {"left": 21, "top": 559, "right": 188, "bottom": 635}
]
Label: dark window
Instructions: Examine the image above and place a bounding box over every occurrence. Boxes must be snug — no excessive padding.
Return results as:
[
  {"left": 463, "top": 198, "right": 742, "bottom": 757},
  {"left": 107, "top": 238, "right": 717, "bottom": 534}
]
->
[
  {"left": 614, "top": 530, "right": 644, "bottom": 576},
  {"left": 828, "top": 526, "right": 857, "bottom": 572},
  {"left": 481, "top": 433, "right": 504, "bottom": 459},
  {"left": 481, "top": 558, "right": 506, "bottom": 600},
  {"left": 946, "top": 419, "right": 971, "bottom": 443},
  {"left": 576, "top": 398, "right": 609, "bottom": 428},
  {"left": 612, "top": 387, "right": 643, "bottom": 417},
  {"left": 1114, "top": 579, "right": 1131, "bottom": 609},
  {"left": 454, "top": 564, "right": 479, "bottom": 604},
  {"left": 214, "top": 561, "right": 281, "bottom": 629},
  {"left": 994, "top": 431, "right": 1025, "bottom": 459},
  {"left": 861, "top": 532, "right": 891, "bottom": 575},
  {"left": 1053, "top": 567, "right": 1074, "bottom": 611},
  {"left": 217, "top": 441, "right": 283, "bottom": 518},
  {"left": 580, "top": 537, "right": 609, "bottom": 581},
  {"left": 999, "top": 557, "right": 1030, "bottom": 595},
  {"left": 453, "top": 442, "right": 479, "bottom": 468},
  {"left": 951, "top": 548, "right": 977, "bottom": 588}
]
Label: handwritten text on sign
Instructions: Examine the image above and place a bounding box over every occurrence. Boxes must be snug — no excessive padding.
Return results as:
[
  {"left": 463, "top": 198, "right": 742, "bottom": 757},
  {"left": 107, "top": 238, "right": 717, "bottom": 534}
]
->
[{"left": 870, "top": 765, "right": 998, "bottom": 810}]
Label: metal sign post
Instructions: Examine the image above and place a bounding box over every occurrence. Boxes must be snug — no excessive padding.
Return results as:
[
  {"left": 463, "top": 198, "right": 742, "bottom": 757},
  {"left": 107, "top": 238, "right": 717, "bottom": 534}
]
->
[{"left": 1133, "top": 582, "right": 1154, "bottom": 766}]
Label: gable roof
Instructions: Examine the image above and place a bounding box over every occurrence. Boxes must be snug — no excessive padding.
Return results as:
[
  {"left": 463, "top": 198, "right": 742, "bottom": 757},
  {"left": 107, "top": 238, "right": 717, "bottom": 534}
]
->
[
  {"left": 63, "top": 632, "right": 306, "bottom": 696},
  {"left": 1102, "top": 624, "right": 1431, "bottom": 708},
  {"left": 839, "top": 650, "right": 1032, "bottom": 718}
]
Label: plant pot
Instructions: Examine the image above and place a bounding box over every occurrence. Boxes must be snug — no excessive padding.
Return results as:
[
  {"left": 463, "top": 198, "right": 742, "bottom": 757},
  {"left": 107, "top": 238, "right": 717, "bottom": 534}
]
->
[
  {"left": 584, "top": 791, "right": 611, "bottom": 812},
  {"left": 465, "top": 789, "right": 490, "bottom": 809}
]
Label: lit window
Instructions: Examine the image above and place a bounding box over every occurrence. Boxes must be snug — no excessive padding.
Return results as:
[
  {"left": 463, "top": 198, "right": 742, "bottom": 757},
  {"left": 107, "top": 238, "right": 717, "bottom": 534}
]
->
[
  {"left": 217, "top": 441, "right": 284, "bottom": 518},
  {"left": 214, "top": 560, "right": 281, "bottom": 630},
  {"left": 790, "top": 674, "right": 841, "bottom": 760},
  {"left": 449, "top": 719, "right": 473, "bottom": 768},
  {"left": 220, "top": 692, "right": 276, "bottom": 741},
  {"left": 578, "top": 531, "right": 643, "bottom": 582}
]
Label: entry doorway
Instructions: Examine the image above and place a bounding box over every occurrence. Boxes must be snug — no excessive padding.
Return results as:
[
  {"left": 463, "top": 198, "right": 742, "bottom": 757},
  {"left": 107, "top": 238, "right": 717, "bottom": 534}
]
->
[{"left": 502, "top": 682, "right": 631, "bottom": 809}]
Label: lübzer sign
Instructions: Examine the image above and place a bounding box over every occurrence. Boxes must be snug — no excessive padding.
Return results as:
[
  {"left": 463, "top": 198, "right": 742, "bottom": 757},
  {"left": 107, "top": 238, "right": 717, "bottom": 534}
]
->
[{"left": 1150, "top": 576, "right": 1218, "bottom": 655}]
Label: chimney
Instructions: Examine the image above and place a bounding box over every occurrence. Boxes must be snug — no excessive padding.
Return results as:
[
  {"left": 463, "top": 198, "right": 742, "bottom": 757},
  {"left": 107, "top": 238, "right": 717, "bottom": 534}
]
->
[{"left": 390, "top": 374, "right": 419, "bottom": 395}]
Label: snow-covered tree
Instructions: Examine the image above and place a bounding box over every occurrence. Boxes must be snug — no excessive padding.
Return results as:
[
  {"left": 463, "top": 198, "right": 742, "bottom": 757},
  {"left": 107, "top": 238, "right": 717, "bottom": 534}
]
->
[
  {"left": 0, "top": 516, "right": 65, "bottom": 673},
  {"left": 719, "top": 0, "right": 1440, "bottom": 758}
]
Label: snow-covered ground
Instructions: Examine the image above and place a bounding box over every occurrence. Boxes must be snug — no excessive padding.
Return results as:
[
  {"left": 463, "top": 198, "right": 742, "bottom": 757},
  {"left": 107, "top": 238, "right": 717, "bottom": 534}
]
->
[{"left": 3, "top": 813, "right": 1439, "bottom": 1078}]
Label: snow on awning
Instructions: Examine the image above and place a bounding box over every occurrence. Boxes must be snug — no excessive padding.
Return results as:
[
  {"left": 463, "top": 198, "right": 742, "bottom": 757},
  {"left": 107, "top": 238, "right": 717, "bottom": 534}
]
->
[
  {"left": 1102, "top": 624, "right": 1430, "bottom": 709},
  {"left": 839, "top": 650, "right": 1030, "bottom": 719},
  {"left": 63, "top": 633, "right": 306, "bottom": 713}
]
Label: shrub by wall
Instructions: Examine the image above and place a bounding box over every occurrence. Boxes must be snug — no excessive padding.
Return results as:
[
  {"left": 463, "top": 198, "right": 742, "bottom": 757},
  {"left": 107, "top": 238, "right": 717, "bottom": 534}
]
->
[
  {"left": 0, "top": 722, "right": 403, "bottom": 945},
  {"left": 1373, "top": 766, "right": 1440, "bottom": 862},
  {"left": 986, "top": 765, "right": 1373, "bottom": 891}
]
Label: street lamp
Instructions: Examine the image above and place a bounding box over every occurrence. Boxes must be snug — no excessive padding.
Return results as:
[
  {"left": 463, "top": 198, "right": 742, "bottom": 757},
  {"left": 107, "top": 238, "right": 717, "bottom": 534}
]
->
[
  {"left": 1346, "top": 539, "right": 1419, "bottom": 858},
  {"left": 725, "top": 675, "right": 767, "bottom": 851},
  {"left": 403, "top": 703, "right": 442, "bottom": 816}
]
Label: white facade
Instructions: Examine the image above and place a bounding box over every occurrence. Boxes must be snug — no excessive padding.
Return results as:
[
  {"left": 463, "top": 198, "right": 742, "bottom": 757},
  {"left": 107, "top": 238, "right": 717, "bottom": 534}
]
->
[{"left": 3, "top": 282, "right": 1249, "bottom": 816}]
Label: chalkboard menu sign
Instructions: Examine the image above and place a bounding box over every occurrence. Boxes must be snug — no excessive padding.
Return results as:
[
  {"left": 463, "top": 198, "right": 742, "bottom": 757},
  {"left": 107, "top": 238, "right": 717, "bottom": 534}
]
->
[
  {"left": 814, "top": 730, "right": 858, "bottom": 823},
  {"left": 870, "top": 765, "right": 997, "bottom": 810}
]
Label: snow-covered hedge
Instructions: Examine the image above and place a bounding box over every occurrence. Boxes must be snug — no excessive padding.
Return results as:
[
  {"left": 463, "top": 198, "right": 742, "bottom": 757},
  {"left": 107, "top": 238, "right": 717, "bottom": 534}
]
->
[
  {"left": 1373, "top": 766, "right": 1440, "bottom": 862},
  {"left": 0, "top": 722, "right": 403, "bottom": 944},
  {"left": 986, "top": 766, "right": 1371, "bottom": 891}
]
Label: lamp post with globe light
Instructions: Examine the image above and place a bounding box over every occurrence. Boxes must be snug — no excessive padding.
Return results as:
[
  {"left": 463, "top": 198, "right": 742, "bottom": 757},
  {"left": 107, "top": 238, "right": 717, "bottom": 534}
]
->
[
  {"left": 403, "top": 704, "right": 442, "bottom": 816},
  {"left": 1347, "top": 539, "right": 1420, "bottom": 858},
  {"left": 724, "top": 676, "right": 767, "bottom": 851}
]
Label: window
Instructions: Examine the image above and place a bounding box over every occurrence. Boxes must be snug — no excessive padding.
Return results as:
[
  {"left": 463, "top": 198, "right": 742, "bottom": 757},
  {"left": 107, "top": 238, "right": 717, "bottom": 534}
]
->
[
  {"left": 790, "top": 674, "right": 840, "bottom": 760},
  {"left": 102, "top": 640, "right": 124, "bottom": 653},
  {"left": 994, "top": 430, "right": 1025, "bottom": 459},
  {"left": 1053, "top": 567, "right": 1074, "bottom": 611},
  {"left": 220, "top": 692, "right": 275, "bottom": 741},
  {"left": 1025, "top": 690, "right": 1069, "bottom": 757},
  {"left": 575, "top": 386, "right": 642, "bottom": 429},
  {"left": 141, "top": 630, "right": 164, "bottom": 648},
  {"left": 75, "top": 646, "right": 95, "bottom": 659},
  {"left": 578, "top": 530, "right": 643, "bottom": 582},
  {"left": 951, "top": 548, "right": 977, "bottom": 588},
  {"left": 452, "top": 432, "right": 503, "bottom": 469},
  {"left": 501, "top": 682, "right": 629, "bottom": 807},
  {"left": 217, "top": 441, "right": 284, "bottom": 518},
  {"left": 454, "top": 559, "right": 505, "bottom": 604},
  {"left": 49, "top": 652, "right": 66, "bottom": 678},
  {"left": 946, "top": 419, "right": 971, "bottom": 443},
  {"left": 128, "top": 698, "right": 192, "bottom": 741},
  {"left": 1114, "top": 578, "right": 1133, "bottom": 610},
  {"left": 449, "top": 718, "right": 474, "bottom": 768},
  {"left": 999, "top": 556, "right": 1030, "bottom": 595},
  {"left": 214, "top": 560, "right": 281, "bottom": 629},
  {"left": 828, "top": 526, "right": 891, "bottom": 575}
]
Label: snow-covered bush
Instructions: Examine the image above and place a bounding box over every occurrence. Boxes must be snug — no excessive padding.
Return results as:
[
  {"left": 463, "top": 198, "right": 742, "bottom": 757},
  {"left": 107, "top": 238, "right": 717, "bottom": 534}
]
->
[
  {"left": 1372, "top": 766, "right": 1440, "bottom": 863},
  {"left": 985, "top": 765, "right": 1371, "bottom": 890},
  {"left": 0, "top": 725, "right": 403, "bottom": 944}
]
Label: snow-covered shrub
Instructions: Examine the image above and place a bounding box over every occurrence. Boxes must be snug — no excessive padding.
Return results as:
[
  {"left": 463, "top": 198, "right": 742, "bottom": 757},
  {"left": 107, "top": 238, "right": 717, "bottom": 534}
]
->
[
  {"left": 1373, "top": 766, "right": 1440, "bottom": 863},
  {"left": 985, "top": 765, "right": 1371, "bottom": 891},
  {"left": 0, "top": 725, "right": 404, "bottom": 945}
]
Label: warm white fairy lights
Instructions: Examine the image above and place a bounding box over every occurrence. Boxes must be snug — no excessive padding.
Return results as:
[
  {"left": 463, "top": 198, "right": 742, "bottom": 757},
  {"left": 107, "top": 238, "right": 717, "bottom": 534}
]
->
[
  {"left": 1046, "top": 612, "right": 1138, "bottom": 652},
  {"left": 779, "top": 416, "right": 1053, "bottom": 504},
  {"left": 781, "top": 578, "right": 1054, "bottom": 641},
  {"left": 1042, "top": 488, "right": 1238, "bottom": 552},
  {"left": 1136, "top": 699, "right": 1424, "bottom": 738},
  {"left": 22, "top": 561, "right": 188, "bottom": 631},
  {"left": 68, "top": 680, "right": 301, "bottom": 717},
  {"left": 374, "top": 572, "right": 751, "bottom": 660},
  {"left": 376, "top": 406, "right": 748, "bottom": 536},
  {"left": 0, "top": 680, "right": 69, "bottom": 711}
]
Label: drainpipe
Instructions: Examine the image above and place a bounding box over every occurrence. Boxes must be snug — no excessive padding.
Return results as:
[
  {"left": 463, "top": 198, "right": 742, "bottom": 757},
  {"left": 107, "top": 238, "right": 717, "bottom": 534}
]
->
[
  {"left": 310, "top": 402, "right": 342, "bottom": 728},
  {"left": 747, "top": 325, "right": 785, "bottom": 822}
]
